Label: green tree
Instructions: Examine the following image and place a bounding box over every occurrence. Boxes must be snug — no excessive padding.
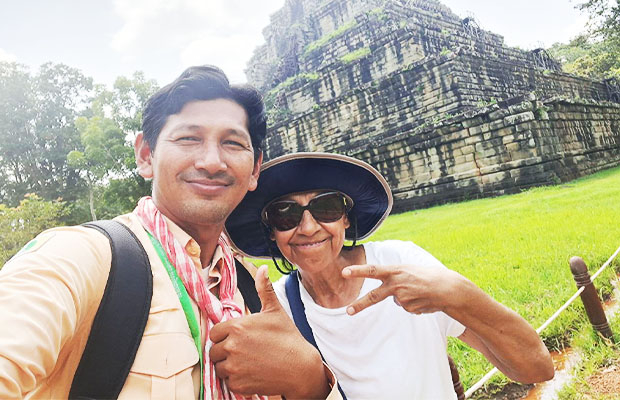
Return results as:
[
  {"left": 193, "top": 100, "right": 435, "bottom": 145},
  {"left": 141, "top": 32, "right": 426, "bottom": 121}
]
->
[
  {"left": 0, "top": 194, "right": 67, "bottom": 266},
  {"left": 68, "top": 72, "right": 157, "bottom": 220},
  {"left": 548, "top": 35, "right": 620, "bottom": 79},
  {"left": 0, "top": 62, "right": 93, "bottom": 211},
  {"left": 578, "top": 0, "right": 620, "bottom": 43},
  {"left": 92, "top": 71, "right": 159, "bottom": 136},
  {"left": 68, "top": 116, "right": 135, "bottom": 220},
  {"left": 551, "top": 1, "right": 620, "bottom": 79}
]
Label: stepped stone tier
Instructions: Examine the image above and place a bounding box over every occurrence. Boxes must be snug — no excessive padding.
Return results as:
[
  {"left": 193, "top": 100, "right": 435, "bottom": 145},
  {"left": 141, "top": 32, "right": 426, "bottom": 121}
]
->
[{"left": 246, "top": 0, "right": 620, "bottom": 212}]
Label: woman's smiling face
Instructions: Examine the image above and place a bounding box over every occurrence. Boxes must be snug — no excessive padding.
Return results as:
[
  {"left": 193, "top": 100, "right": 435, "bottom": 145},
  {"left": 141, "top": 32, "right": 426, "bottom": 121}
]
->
[{"left": 272, "top": 191, "right": 350, "bottom": 273}]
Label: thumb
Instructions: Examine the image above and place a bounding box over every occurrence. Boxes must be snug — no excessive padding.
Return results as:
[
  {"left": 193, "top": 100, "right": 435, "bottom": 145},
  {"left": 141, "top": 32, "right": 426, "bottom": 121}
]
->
[{"left": 255, "top": 265, "right": 281, "bottom": 312}]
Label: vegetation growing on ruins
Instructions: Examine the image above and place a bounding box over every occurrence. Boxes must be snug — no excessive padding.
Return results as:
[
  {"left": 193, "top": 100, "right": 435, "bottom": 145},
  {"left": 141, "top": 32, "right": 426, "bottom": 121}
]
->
[
  {"left": 273, "top": 72, "right": 320, "bottom": 91},
  {"left": 439, "top": 47, "right": 452, "bottom": 57},
  {"left": 476, "top": 97, "right": 498, "bottom": 108},
  {"left": 366, "top": 7, "right": 387, "bottom": 22},
  {"left": 262, "top": 72, "right": 320, "bottom": 124},
  {"left": 303, "top": 19, "right": 358, "bottom": 57},
  {"left": 340, "top": 47, "right": 371, "bottom": 63}
]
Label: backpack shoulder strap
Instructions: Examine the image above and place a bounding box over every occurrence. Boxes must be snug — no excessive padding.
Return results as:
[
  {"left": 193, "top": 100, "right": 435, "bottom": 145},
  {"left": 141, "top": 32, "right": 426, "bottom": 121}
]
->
[
  {"left": 70, "top": 220, "right": 153, "bottom": 399},
  {"left": 285, "top": 271, "right": 347, "bottom": 399},
  {"left": 234, "top": 258, "right": 262, "bottom": 314},
  {"left": 284, "top": 271, "right": 320, "bottom": 347}
]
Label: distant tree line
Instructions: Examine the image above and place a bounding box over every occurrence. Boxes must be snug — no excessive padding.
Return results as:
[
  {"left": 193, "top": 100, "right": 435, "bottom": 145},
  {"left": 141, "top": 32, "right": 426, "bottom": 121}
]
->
[
  {"left": 548, "top": 0, "right": 620, "bottom": 79},
  {"left": 0, "top": 62, "right": 158, "bottom": 264}
]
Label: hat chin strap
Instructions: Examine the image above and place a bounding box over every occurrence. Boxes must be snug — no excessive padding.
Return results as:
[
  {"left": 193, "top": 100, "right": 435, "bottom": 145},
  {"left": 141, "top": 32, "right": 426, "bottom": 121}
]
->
[
  {"left": 343, "top": 212, "right": 358, "bottom": 250},
  {"left": 261, "top": 224, "right": 293, "bottom": 275}
]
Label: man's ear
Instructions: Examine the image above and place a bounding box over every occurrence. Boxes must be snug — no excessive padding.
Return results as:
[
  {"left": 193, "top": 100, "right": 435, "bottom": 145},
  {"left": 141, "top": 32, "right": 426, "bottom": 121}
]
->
[
  {"left": 135, "top": 132, "right": 154, "bottom": 179},
  {"left": 248, "top": 151, "right": 263, "bottom": 192}
]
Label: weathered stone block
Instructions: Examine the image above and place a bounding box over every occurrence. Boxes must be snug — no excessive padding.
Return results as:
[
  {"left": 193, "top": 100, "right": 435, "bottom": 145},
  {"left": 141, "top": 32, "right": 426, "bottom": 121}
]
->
[
  {"left": 462, "top": 116, "right": 484, "bottom": 128},
  {"left": 508, "top": 101, "right": 534, "bottom": 114},
  {"left": 481, "top": 171, "right": 511, "bottom": 185},
  {"left": 464, "top": 135, "right": 483, "bottom": 146},
  {"left": 504, "top": 111, "right": 535, "bottom": 127},
  {"left": 489, "top": 109, "right": 510, "bottom": 120},
  {"left": 490, "top": 119, "right": 505, "bottom": 130},
  {"left": 502, "top": 134, "right": 515, "bottom": 144},
  {"left": 505, "top": 142, "right": 521, "bottom": 152},
  {"left": 468, "top": 125, "right": 485, "bottom": 136}
]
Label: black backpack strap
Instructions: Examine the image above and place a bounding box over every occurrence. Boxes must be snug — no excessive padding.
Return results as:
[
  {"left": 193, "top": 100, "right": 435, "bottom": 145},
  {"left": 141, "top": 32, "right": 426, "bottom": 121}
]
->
[
  {"left": 284, "top": 271, "right": 320, "bottom": 348},
  {"left": 69, "top": 220, "right": 153, "bottom": 399},
  {"left": 234, "top": 258, "right": 262, "bottom": 314},
  {"left": 285, "top": 271, "right": 347, "bottom": 399}
]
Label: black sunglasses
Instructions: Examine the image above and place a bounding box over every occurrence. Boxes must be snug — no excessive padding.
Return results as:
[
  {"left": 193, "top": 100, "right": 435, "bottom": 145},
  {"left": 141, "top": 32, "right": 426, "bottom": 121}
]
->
[{"left": 262, "top": 191, "right": 353, "bottom": 232}]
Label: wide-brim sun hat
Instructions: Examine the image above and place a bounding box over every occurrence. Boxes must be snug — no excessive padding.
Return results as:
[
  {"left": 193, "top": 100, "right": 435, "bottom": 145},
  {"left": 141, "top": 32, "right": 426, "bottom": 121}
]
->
[{"left": 225, "top": 152, "right": 393, "bottom": 259}]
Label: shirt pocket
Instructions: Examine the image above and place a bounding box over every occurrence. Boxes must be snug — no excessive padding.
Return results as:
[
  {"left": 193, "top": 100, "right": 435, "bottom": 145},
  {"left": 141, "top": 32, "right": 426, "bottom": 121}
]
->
[{"left": 119, "top": 333, "right": 199, "bottom": 400}]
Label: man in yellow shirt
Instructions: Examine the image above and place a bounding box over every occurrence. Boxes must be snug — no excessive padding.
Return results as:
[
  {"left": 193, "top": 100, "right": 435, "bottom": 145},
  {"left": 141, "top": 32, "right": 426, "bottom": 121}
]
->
[{"left": 0, "top": 65, "right": 337, "bottom": 399}]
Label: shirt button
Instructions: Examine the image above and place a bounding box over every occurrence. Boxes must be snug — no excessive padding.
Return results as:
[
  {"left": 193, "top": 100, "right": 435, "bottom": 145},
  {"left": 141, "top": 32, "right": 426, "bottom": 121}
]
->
[{"left": 187, "top": 242, "right": 200, "bottom": 257}]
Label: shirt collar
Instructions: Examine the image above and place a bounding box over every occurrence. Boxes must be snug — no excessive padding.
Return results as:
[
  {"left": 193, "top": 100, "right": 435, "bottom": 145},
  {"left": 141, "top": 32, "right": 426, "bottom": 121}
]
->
[{"left": 162, "top": 215, "right": 223, "bottom": 287}]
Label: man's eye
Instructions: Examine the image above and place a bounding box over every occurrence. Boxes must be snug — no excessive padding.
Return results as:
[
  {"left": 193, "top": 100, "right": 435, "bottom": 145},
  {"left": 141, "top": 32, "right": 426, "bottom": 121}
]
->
[
  {"left": 177, "top": 136, "right": 199, "bottom": 142},
  {"left": 224, "top": 140, "right": 246, "bottom": 147}
]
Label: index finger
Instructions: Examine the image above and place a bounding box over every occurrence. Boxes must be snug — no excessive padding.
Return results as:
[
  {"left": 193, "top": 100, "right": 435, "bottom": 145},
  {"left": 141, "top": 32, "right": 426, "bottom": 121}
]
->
[
  {"left": 209, "top": 319, "right": 232, "bottom": 344},
  {"left": 342, "top": 264, "right": 392, "bottom": 280}
]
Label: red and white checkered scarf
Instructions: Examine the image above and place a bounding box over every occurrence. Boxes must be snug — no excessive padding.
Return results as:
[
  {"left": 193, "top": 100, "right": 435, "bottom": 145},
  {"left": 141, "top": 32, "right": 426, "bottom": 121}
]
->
[{"left": 134, "top": 196, "right": 245, "bottom": 400}]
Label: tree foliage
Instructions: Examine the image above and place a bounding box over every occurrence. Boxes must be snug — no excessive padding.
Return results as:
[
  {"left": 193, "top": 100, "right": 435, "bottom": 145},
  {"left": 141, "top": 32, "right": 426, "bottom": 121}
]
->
[
  {"left": 0, "top": 194, "right": 67, "bottom": 266},
  {"left": 92, "top": 72, "right": 159, "bottom": 136},
  {"left": 0, "top": 63, "right": 157, "bottom": 225},
  {"left": 0, "top": 62, "right": 93, "bottom": 210},
  {"left": 68, "top": 72, "right": 158, "bottom": 220},
  {"left": 578, "top": 0, "right": 620, "bottom": 43},
  {"left": 549, "top": 1, "right": 620, "bottom": 79},
  {"left": 68, "top": 116, "right": 135, "bottom": 219},
  {"left": 548, "top": 34, "right": 620, "bottom": 79}
]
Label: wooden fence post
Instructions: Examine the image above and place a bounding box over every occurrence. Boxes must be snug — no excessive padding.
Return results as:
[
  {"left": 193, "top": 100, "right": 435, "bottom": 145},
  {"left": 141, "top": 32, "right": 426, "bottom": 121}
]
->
[{"left": 569, "top": 256, "right": 614, "bottom": 341}]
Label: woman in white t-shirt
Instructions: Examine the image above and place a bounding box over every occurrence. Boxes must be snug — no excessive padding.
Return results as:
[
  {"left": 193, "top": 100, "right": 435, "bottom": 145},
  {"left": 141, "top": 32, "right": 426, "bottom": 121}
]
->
[{"left": 226, "top": 152, "right": 553, "bottom": 399}]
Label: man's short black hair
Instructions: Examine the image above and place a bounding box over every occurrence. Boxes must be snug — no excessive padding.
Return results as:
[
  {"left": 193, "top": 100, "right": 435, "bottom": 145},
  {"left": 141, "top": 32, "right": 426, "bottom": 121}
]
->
[{"left": 142, "top": 65, "right": 267, "bottom": 160}]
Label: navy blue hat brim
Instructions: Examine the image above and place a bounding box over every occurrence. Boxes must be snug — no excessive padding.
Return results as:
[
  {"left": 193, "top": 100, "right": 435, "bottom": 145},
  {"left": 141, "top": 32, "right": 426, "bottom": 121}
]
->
[{"left": 225, "top": 152, "right": 393, "bottom": 259}]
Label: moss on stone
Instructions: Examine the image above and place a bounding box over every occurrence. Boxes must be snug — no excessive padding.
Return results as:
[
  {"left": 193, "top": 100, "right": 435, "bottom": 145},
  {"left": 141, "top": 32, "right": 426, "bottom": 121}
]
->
[
  {"left": 303, "top": 19, "right": 358, "bottom": 57},
  {"left": 340, "top": 47, "right": 371, "bottom": 63}
]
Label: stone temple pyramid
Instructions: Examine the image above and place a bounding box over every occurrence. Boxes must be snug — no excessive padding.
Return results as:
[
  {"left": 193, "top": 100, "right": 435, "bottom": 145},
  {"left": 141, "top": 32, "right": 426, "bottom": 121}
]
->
[{"left": 246, "top": 0, "right": 620, "bottom": 211}]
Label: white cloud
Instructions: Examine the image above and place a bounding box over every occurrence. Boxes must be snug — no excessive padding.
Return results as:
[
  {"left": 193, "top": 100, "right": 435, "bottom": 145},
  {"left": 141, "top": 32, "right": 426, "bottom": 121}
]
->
[
  {"left": 109, "top": 0, "right": 284, "bottom": 82},
  {"left": 0, "top": 48, "right": 17, "bottom": 63},
  {"left": 179, "top": 34, "right": 258, "bottom": 83}
]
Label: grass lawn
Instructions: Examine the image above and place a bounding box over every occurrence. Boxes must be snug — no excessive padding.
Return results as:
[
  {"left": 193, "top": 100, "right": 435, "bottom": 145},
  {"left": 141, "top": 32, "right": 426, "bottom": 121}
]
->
[{"left": 255, "top": 165, "right": 620, "bottom": 391}]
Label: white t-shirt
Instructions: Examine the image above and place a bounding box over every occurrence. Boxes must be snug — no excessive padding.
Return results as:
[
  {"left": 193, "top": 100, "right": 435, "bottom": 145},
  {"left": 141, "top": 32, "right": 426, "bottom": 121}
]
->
[{"left": 273, "top": 240, "right": 466, "bottom": 400}]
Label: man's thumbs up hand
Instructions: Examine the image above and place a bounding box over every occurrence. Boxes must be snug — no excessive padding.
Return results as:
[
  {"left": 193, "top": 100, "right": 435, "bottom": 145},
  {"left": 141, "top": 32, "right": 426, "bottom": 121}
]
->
[
  {"left": 209, "top": 264, "right": 331, "bottom": 399},
  {"left": 255, "top": 265, "right": 280, "bottom": 313}
]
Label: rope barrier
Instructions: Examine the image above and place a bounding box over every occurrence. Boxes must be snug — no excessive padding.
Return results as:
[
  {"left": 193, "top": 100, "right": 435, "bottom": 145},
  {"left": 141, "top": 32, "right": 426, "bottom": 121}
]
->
[{"left": 464, "top": 244, "right": 620, "bottom": 398}]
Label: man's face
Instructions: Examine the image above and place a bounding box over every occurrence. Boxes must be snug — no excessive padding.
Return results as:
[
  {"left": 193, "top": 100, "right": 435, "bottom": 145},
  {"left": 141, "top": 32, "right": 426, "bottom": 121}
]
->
[{"left": 135, "top": 99, "right": 261, "bottom": 234}]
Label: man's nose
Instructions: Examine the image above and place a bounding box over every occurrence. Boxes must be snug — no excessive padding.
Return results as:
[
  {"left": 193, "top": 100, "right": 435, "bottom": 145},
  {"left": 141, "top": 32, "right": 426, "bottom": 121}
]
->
[
  {"left": 297, "top": 210, "right": 321, "bottom": 235},
  {"left": 194, "top": 143, "right": 227, "bottom": 174}
]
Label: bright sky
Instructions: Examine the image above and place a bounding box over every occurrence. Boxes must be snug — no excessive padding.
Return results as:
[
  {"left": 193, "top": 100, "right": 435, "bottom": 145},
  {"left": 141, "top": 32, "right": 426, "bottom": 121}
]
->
[{"left": 0, "top": 0, "right": 588, "bottom": 87}]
